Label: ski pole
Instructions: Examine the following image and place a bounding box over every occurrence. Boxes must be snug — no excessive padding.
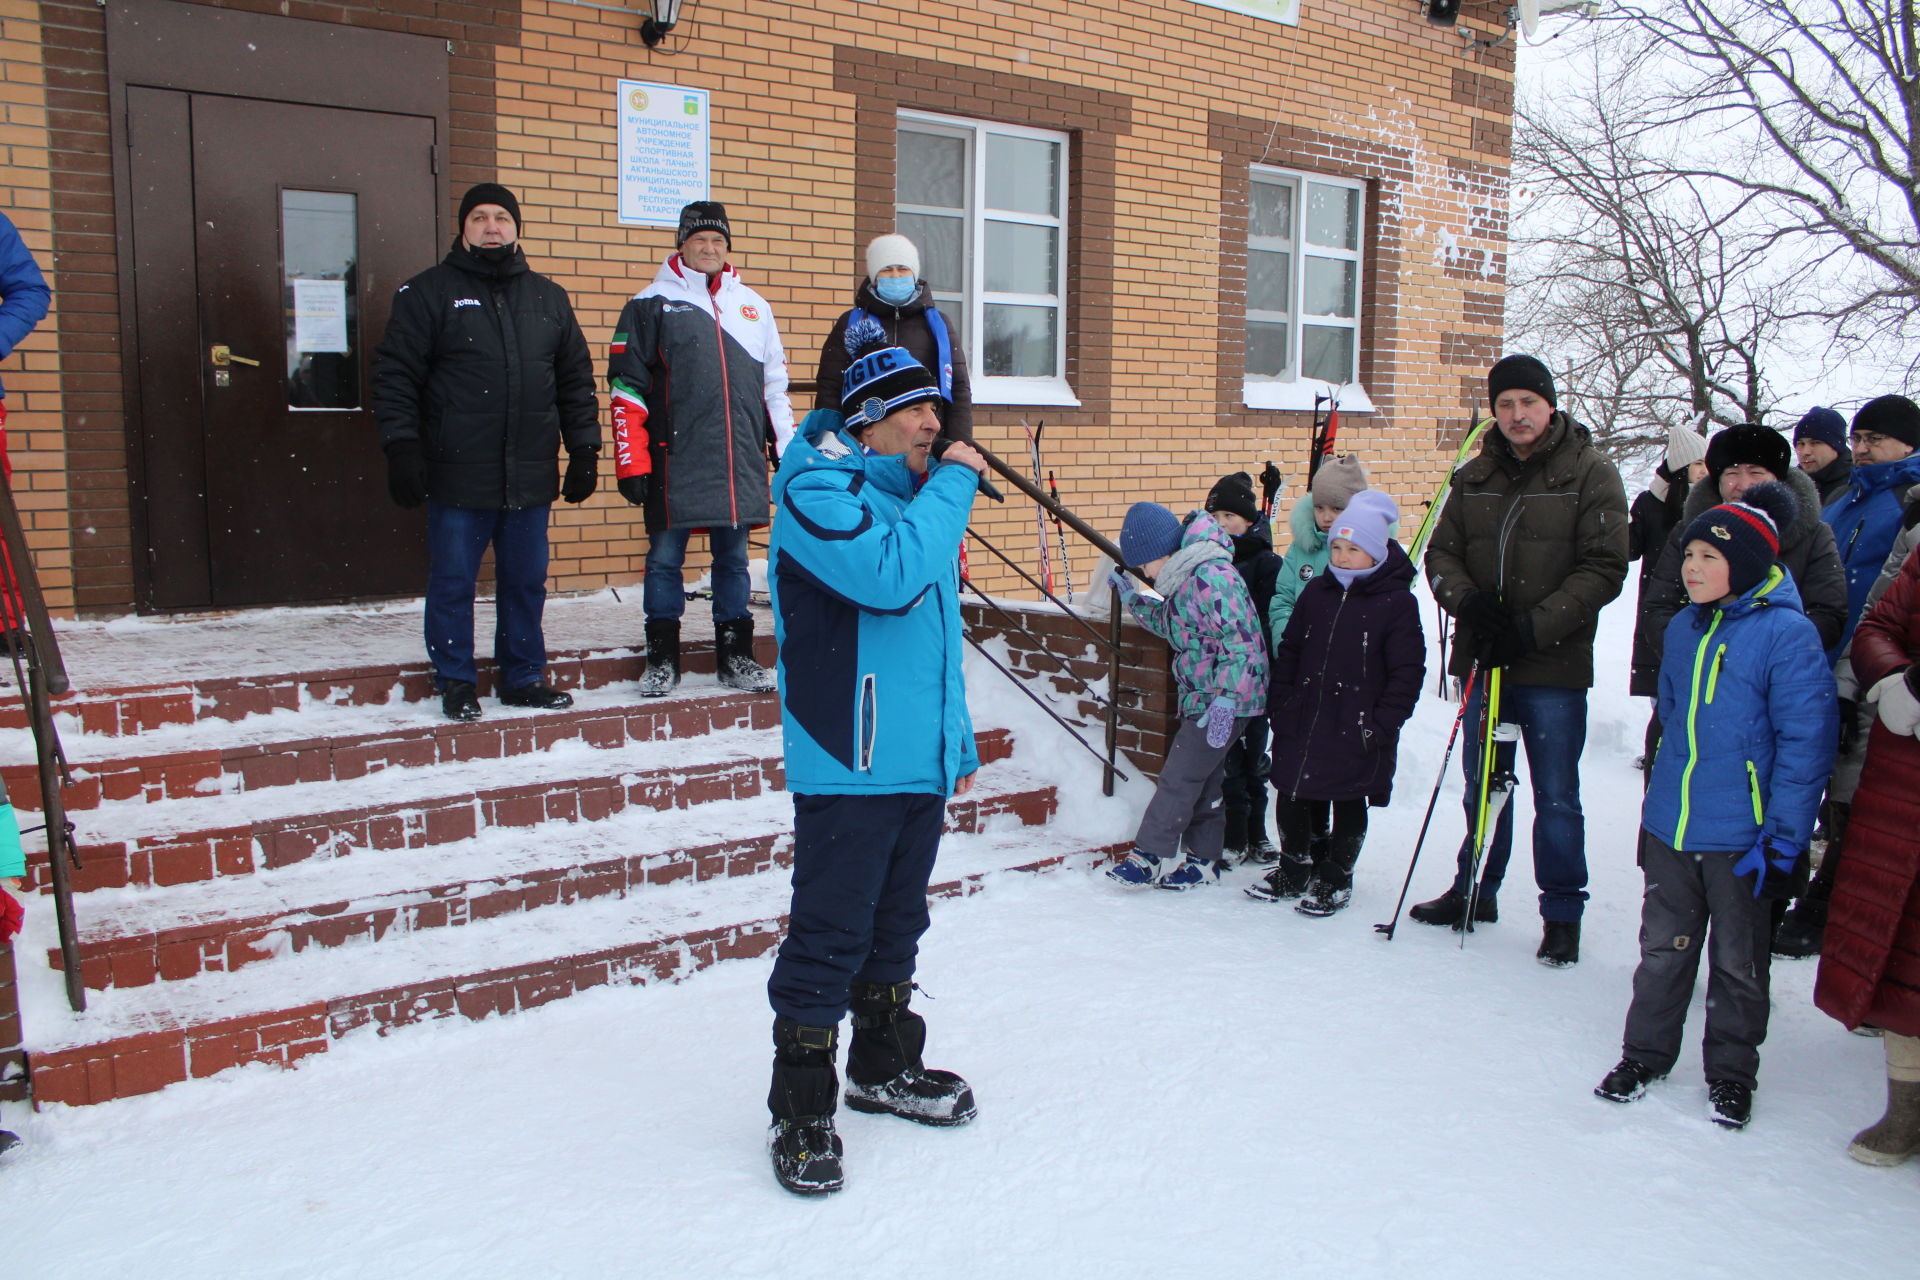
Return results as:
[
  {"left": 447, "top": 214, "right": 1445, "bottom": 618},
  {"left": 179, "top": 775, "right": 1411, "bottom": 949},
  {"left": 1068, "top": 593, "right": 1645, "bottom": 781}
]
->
[
  {"left": 1023, "top": 420, "right": 1052, "bottom": 595},
  {"left": 1376, "top": 663, "right": 1480, "bottom": 939},
  {"left": 1048, "top": 468, "right": 1073, "bottom": 599}
]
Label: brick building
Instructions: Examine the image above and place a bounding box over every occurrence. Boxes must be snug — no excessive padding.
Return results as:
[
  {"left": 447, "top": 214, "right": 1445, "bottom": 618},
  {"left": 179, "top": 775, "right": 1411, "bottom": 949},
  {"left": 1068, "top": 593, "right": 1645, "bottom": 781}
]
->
[{"left": 0, "top": 0, "right": 1514, "bottom": 617}]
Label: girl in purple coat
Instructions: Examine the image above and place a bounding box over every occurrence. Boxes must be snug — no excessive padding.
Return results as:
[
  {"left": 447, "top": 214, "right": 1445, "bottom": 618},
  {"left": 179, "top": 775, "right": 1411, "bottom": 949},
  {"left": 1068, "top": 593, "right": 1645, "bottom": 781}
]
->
[{"left": 1247, "top": 491, "right": 1426, "bottom": 915}]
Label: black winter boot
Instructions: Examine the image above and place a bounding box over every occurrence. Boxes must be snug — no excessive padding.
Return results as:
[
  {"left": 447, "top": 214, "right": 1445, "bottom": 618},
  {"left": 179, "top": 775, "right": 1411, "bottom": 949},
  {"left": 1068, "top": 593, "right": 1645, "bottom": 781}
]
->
[
  {"left": 1245, "top": 792, "right": 1279, "bottom": 863},
  {"left": 1776, "top": 818, "right": 1844, "bottom": 958},
  {"left": 768, "top": 1017, "right": 844, "bottom": 1195},
  {"left": 1594, "top": 1056, "right": 1664, "bottom": 1103},
  {"left": 1222, "top": 808, "right": 1250, "bottom": 862},
  {"left": 715, "top": 618, "right": 776, "bottom": 694},
  {"left": 640, "top": 619, "right": 681, "bottom": 698},
  {"left": 1537, "top": 919, "right": 1581, "bottom": 968},
  {"left": 844, "top": 980, "right": 976, "bottom": 1127},
  {"left": 1297, "top": 832, "right": 1364, "bottom": 917},
  {"left": 1409, "top": 886, "right": 1498, "bottom": 929},
  {"left": 1244, "top": 853, "right": 1314, "bottom": 902}
]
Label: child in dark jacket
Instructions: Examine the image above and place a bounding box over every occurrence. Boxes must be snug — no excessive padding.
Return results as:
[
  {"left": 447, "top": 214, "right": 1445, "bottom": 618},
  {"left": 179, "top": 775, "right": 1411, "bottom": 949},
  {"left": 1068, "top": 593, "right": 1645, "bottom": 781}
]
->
[
  {"left": 1246, "top": 491, "right": 1425, "bottom": 915},
  {"left": 1596, "top": 482, "right": 1837, "bottom": 1130},
  {"left": 1106, "top": 502, "right": 1269, "bottom": 891},
  {"left": 1206, "top": 472, "right": 1285, "bottom": 862}
]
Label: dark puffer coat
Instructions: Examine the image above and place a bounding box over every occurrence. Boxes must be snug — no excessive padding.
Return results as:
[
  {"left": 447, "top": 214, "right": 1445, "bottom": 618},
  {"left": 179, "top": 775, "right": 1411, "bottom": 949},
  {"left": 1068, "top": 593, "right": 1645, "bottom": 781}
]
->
[
  {"left": 1231, "top": 518, "right": 1285, "bottom": 649},
  {"left": 1631, "top": 466, "right": 1848, "bottom": 696},
  {"left": 815, "top": 279, "right": 973, "bottom": 442},
  {"left": 1425, "top": 412, "right": 1629, "bottom": 689},
  {"left": 1267, "top": 541, "right": 1426, "bottom": 805},
  {"left": 372, "top": 243, "right": 598, "bottom": 510},
  {"left": 1808, "top": 453, "right": 1854, "bottom": 507},
  {"left": 1816, "top": 551, "right": 1920, "bottom": 1039}
]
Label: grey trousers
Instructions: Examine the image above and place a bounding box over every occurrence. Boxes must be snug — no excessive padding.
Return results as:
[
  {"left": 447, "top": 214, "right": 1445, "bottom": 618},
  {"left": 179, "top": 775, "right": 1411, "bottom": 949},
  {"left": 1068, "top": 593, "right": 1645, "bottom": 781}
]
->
[
  {"left": 1133, "top": 715, "right": 1249, "bottom": 862},
  {"left": 1622, "top": 832, "right": 1774, "bottom": 1088}
]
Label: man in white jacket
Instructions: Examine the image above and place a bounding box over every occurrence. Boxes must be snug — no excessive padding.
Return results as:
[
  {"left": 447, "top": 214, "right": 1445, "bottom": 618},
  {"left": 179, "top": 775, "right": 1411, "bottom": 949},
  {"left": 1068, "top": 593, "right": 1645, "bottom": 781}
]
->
[{"left": 607, "top": 201, "right": 794, "bottom": 695}]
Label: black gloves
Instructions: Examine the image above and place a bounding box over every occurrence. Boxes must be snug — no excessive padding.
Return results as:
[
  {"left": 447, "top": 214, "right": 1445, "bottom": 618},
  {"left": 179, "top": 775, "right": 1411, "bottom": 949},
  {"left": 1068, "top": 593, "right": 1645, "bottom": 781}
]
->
[
  {"left": 562, "top": 448, "right": 599, "bottom": 505},
  {"left": 1457, "top": 591, "right": 1533, "bottom": 668},
  {"left": 385, "top": 440, "right": 428, "bottom": 509},
  {"left": 618, "top": 474, "right": 649, "bottom": 507},
  {"left": 1485, "top": 613, "right": 1536, "bottom": 668},
  {"left": 1458, "top": 590, "right": 1509, "bottom": 638}
]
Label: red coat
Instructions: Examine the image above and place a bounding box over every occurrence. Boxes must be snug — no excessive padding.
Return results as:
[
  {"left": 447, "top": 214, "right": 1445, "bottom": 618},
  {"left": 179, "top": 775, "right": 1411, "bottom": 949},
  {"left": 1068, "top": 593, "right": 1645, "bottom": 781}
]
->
[{"left": 1816, "top": 551, "right": 1920, "bottom": 1038}]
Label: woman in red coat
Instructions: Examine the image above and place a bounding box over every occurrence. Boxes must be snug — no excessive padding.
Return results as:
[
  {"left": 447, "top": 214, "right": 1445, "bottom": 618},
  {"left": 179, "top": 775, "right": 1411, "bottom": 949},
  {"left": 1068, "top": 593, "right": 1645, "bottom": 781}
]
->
[{"left": 1815, "top": 548, "right": 1920, "bottom": 1166}]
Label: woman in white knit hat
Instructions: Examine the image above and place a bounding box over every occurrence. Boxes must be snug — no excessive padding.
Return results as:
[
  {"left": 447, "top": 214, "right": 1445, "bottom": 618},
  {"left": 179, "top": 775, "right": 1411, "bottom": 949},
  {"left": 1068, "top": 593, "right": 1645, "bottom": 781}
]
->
[
  {"left": 815, "top": 233, "right": 973, "bottom": 442},
  {"left": 1625, "top": 425, "right": 1709, "bottom": 769}
]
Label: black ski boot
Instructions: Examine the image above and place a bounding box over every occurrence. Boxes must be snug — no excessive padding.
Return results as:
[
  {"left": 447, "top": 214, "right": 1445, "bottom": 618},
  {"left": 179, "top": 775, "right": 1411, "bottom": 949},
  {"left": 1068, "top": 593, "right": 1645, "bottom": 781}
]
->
[
  {"left": 1244, "top": 853, "right": 1314, "bottom": 902},
  {"left": 1537, "top": 919, "right": 1580, "bottom": 968},
  {"left": 1221, "top": 808, "right": 1250, "bottom": 863},
  {"left": 715, "top": 618, "right": 776, "bottom": 694},
  {"left": 768, "top": 1017, "right": 844, "bottom": 1195},
  {"left": 1409, "top": 886, "right": 1498, "bottom": 929},
  {"left": 1594, "top": 1056, "right": 1663, "bottom": 1103},
  {"left": 1296, "top": 831, "right": 1364, "bottom": 918},
  {"left": 640, "top": 619, "right": 681, "bottom": 698},
  {"left": 843, "top": 980, "right": 976, "bottom": 1127}
]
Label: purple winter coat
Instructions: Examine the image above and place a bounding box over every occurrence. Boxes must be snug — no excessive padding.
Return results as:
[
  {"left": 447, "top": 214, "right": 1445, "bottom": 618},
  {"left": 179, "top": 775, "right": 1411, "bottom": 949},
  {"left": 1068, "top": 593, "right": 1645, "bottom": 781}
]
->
[{"left": 1268, "top": 540, "right": 1426, "bottom": 805}]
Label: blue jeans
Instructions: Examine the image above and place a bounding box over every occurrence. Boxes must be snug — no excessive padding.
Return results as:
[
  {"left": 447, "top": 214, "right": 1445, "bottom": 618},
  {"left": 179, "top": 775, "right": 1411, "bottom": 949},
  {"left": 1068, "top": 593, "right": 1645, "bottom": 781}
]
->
[
  {"left": 424, "top": 502, "right": 550, "bottom": 691},
  {"left": 643, "top": 524, "right": 752, "bottom": 623},
  {"left": 1451, "top": 681, "right": 1590, "bottom": 921}
]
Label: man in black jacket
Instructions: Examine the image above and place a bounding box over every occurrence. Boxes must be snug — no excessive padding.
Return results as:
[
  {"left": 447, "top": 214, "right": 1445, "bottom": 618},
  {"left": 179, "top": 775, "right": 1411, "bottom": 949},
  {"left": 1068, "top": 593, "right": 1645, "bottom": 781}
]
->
[{"left": 373, "top": 183, "right": 600, "bottom": 722}]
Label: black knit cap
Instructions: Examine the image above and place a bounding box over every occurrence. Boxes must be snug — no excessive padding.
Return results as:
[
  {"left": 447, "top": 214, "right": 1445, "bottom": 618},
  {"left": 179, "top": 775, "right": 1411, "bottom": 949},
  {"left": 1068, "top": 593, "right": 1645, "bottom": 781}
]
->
[
  {"left": 1679, "top": 480, "right": 1796, "bottom": 599},
  {"left": 1853, "top": 394, "right": 1920, "bottom": 450},
  {"left": 1205, "top": 472, "right": 1260, "bottom": 525},
  {"left": 458, "top": 183, "right": 521, "bottom": 230},
  {"left": 1487, "top": 354, "right": 1556, "bottom": 408},
  {"left": 1704, "top": 423, "right": 1792, "bottom": 482},
  {"left": 676, "top": 200, "right": 731, "bottom": 248}
]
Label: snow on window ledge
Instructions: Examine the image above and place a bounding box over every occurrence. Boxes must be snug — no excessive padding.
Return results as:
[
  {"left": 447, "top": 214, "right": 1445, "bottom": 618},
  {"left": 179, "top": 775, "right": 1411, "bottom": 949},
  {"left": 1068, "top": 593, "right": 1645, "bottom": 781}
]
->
[
  {"left": 1241, "top": 380, "right": 1377, "bottom": 414},
  {"left": 973, "top": 376, "right": 1082, "bottom": 408}
]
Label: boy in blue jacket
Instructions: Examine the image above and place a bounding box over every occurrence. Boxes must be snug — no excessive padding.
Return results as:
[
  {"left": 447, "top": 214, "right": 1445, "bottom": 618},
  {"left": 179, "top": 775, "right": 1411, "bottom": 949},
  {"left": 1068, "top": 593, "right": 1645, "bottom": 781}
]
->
[
  {"left": 762, "top": 327, "right": 989, "bottom": 1196},
  {"left": 1596, "top": 482, "right": 1837, "bottom": 1130}
]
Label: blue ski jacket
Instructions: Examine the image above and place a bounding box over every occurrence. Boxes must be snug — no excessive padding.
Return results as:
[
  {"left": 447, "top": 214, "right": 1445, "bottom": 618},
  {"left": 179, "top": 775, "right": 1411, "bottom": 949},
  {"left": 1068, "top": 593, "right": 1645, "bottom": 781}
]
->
[
  {"left": 1643, "top": 566, "right": 1837, "bottom": 855},
  {"left": 770, "top": 409, "right": 982, "bottom": 796},
  {"left": 0, "top": 212, "right": 50, "bottom": 400},
  {"left": 1823, "top": 452, "right": 1920, "bottom": 653}
]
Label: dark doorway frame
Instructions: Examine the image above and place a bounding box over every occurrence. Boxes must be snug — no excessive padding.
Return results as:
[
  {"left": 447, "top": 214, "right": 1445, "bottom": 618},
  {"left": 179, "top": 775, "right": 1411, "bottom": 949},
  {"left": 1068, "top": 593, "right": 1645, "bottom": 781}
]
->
[{"left": 106, "top": 0, "right": 450, "bottom": 611}]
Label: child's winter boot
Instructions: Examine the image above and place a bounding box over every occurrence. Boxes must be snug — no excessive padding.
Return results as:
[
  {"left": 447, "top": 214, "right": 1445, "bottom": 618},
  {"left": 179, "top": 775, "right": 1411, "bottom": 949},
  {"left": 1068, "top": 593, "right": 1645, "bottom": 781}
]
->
[
  {"left": 1106, "top": 848, "right": 1166, "bottom": 887},
  {"left": 1158, "top": 853, "right": 1222, "bottom": 891},
  {"left": 843, "top": 981, "right": 976, "bottom": 1127},
  {"left": 768, "top": 1017, "right": 844, "bottom": 1195}
]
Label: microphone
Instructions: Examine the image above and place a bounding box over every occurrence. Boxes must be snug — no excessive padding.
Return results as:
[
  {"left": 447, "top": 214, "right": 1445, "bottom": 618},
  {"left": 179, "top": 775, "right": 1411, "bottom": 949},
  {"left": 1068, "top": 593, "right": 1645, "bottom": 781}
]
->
[{"left": 932, "top": 439, "right": 1003, "bottom": 501}]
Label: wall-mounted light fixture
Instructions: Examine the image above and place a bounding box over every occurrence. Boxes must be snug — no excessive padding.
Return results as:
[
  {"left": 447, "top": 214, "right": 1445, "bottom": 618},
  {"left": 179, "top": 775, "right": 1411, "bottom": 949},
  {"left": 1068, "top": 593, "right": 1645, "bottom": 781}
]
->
[
  {"left": 640, "top": 0, "right": 682, "bottom": 47},
  {"left": 1426, "top": 0, "right": 1462, "bottom": 25}
]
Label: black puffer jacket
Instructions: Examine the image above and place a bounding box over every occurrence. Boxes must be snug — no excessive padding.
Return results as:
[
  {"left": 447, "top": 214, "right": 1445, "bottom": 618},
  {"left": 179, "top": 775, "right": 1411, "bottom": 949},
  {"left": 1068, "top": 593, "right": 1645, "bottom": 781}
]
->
[
  {"left": 1630, "top": 465, "right": 1848, "bottom": 696},
  {"left": 372, "top": 243, "right": 598, "bottom": 510},
  {"left": 816, "top": 279, "right": 974, "bottom": 442}
]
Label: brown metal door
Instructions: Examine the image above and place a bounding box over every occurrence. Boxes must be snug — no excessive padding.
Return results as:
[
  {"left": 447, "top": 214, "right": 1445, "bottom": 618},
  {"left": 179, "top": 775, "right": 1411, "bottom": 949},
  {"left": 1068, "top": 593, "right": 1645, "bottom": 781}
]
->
[{"left": 130, "top": 89, "right": 436, "bottom": 608}]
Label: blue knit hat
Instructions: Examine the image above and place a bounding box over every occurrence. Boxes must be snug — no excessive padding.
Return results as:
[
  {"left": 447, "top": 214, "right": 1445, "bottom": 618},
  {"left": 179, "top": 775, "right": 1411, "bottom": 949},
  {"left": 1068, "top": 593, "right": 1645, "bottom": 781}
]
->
[
  {"left": 1119, "top": 502, "right": 1183, "bottom": 566},
  {"left": 1679, "top": 480, "right": 1796, "bottom": 598},
  {"left": 1792, "top": 407, "right": 1847, "bottom": 454},
  {"left": 839, "top": 315, "right": 939, "bottom": 430},
  {"left": 1327, "top": 490, "right": 1399, "bottom": 565}
]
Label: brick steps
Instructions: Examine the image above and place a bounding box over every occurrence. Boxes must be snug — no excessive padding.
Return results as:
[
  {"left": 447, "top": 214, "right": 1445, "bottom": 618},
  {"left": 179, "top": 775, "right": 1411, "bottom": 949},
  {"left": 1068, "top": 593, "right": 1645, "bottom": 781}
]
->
[
  {"left": 27, "top": 830, "right": 1125, "bottom": 1108},
  {"left": 24, "top": 727, "right": 1013, "bottom": 894},
  {"left": 55, "top": 773, "right": 1059, "bottom": 991}
]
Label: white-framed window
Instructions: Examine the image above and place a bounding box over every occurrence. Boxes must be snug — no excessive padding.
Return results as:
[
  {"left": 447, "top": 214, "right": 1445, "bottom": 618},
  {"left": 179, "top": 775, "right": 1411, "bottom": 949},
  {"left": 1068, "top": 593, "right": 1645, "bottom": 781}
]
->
[
  {"left": 896, "top": 111, "right": 1078, "bottom": 407},
  {"left": 1243, "top": 166, "right": 1374, "bottom": 413}
]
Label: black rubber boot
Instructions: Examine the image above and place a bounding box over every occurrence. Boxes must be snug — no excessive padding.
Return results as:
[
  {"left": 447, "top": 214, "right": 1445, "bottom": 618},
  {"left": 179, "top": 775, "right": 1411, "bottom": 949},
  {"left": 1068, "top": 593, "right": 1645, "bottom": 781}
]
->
[
  {"left": 640, "top": 619, "right": 681, "bottom": 698},
  {"left": 844, "top": 980, "right": 976, "bottom": 1127},
  {"left": 715, "top": 618, "right": 776, "bottom": 693},
  {"left": 768, "top": 1017, "right": 844, "bottom": 1195}
]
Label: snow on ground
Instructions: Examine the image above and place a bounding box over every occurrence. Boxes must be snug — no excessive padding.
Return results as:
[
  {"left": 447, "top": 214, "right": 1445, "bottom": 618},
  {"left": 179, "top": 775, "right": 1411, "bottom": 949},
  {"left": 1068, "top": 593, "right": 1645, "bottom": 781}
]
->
[{"left": 5, "top": 576, "right": 1918, "bottom": 1278}]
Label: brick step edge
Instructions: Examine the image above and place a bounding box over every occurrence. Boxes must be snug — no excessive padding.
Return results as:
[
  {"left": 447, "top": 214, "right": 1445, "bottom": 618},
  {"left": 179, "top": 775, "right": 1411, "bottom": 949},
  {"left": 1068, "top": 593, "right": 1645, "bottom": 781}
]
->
[
  {"left": 55, "top": 784, "right": 1060, "bottom": 991},
  {"left": 24, "top": 728, "right": 1015, "bottom": 894},
  {"left": 0, "top": 633, "right": 774, "bottom": 738},
  {"left": 26, "top": 843, "right": 1129, "bottom": 1108},
  {"left": 5, "top": 686, "right": 782, "bottom": 815}
]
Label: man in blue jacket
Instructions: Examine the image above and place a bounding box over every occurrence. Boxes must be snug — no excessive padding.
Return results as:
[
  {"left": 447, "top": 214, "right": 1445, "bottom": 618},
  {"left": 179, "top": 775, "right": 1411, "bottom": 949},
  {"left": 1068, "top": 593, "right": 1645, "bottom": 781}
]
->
[
  {"left": 761, "top": 326, "right": 988, "bottom": 1196},
  {"left": 1823, "top": 394, "right": 1920, "bottom": 655},
  {"left": 0, "top": 211, "right": 51, "bottom": 482}
]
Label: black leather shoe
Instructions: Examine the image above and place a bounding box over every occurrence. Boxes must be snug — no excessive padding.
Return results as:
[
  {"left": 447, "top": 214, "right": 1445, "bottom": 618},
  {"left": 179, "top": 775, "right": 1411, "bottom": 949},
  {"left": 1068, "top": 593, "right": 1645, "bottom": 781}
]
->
[
  {"left": 441, "top": 681, "right": 481, "bottom": 722},
  {"left": 499, "top": 682, "right": 573, "bottom": 710}
]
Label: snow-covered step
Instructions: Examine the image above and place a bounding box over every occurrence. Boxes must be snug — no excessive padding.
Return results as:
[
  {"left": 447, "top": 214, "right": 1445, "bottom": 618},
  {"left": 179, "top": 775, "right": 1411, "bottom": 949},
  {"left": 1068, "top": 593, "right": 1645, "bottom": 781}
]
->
[
  {"left": 26, "top": 828, "right": 1126, "bottom": 1107},
  {"left": 55, "top": 770, "right": 1060, "bottom": 990},
  {"left": 2, "top": 681, "right": 778, "bottom": 813}
]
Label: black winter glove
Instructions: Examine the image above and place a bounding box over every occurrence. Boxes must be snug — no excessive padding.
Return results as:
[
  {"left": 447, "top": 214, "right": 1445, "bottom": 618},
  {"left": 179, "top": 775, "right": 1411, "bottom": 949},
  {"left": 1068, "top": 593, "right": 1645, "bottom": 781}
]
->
[
  {"left": 617, "top": 474, "right": 649, "bottom": 507},
  {"left": 562, "top": 448, "right": 599, "bottom": 504},
  {"left": 1458, "top": 590, "right": 1510, "bottom": 638},
  {"left": 1837, "top": 697, "right": 1859, "bottom": 759},
  {"left": 385, "top": 440, "right": 428, "bottom": 510},
  {"left": 1484, "top": 612, "right": 1536, "bottom": 668}
]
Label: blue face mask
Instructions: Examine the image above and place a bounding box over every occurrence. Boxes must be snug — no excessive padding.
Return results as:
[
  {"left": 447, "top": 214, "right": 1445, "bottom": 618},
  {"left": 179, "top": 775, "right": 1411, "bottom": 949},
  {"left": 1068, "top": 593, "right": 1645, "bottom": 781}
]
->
[{"left": 873, "top": 274, "right": 917, "bottom": 306}]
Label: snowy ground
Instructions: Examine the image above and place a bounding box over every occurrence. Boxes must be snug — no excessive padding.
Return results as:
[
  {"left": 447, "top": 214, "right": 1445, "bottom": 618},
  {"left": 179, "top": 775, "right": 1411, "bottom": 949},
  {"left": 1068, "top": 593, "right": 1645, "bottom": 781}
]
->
[{"left": 6, "top": 576, "right": 1918, "bottom": 1278}]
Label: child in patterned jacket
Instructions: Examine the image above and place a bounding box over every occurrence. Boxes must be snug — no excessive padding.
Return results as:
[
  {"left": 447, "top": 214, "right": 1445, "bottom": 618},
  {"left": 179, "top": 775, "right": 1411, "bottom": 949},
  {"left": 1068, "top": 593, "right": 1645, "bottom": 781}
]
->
[{"left": 1106, "top": 503, "right": 1270, "bottom": 890}]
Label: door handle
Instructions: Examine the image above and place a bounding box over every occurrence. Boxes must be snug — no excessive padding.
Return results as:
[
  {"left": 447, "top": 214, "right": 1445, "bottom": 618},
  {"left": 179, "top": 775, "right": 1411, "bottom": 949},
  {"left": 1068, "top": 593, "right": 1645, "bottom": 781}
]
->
[{"left": 210, "top": 344, "right": 261, "bottom": 367}]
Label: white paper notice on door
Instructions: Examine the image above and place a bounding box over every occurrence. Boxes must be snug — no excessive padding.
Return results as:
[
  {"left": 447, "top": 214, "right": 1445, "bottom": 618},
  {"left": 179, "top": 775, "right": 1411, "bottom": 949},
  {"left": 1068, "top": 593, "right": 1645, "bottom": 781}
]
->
[{"left": 292, "top": 278, "right": 350, "bottom": 353}]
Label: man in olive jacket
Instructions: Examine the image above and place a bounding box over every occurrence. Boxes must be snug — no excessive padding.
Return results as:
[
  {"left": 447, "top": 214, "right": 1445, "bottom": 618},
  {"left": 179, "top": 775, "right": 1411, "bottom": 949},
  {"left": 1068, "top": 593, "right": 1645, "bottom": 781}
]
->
[
  {"left": 373, "top": 183, "right": 600, "bottom": 722},
  {"left": 1409, "top": 354, "right": 1629, "bottom": 968}
]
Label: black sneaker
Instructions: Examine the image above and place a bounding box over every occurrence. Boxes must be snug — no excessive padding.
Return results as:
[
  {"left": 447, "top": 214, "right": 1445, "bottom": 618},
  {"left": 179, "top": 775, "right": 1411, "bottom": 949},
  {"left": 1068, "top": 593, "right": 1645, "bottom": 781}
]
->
[
  {"left": 499, "top": 682, "right": 573, "bottom": 710},
  {"left": 441, "top": 681, "right": 481, "bottom": 722},
  {"left": 1708, "top": 1079, "right": 1752, "bottom": 1130},
  {"left": 1537, "top": 920, "right": 1581, "bottom": 968},
  {"left": 1243, "top": 856, "right": 1313, "bottom": 902},
  {"left": 845, "top": 1067, "right": 977, "bottom": 1127},
  {"left": 1594, "top": 1056, "right": 1662, "bottom": 1103},
  {"left": 1408, "top": 887, "right": 1498, "bottom": 929},
  {"left": 769, "top": 1117, "right": 844, "bottom": 1194}
]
